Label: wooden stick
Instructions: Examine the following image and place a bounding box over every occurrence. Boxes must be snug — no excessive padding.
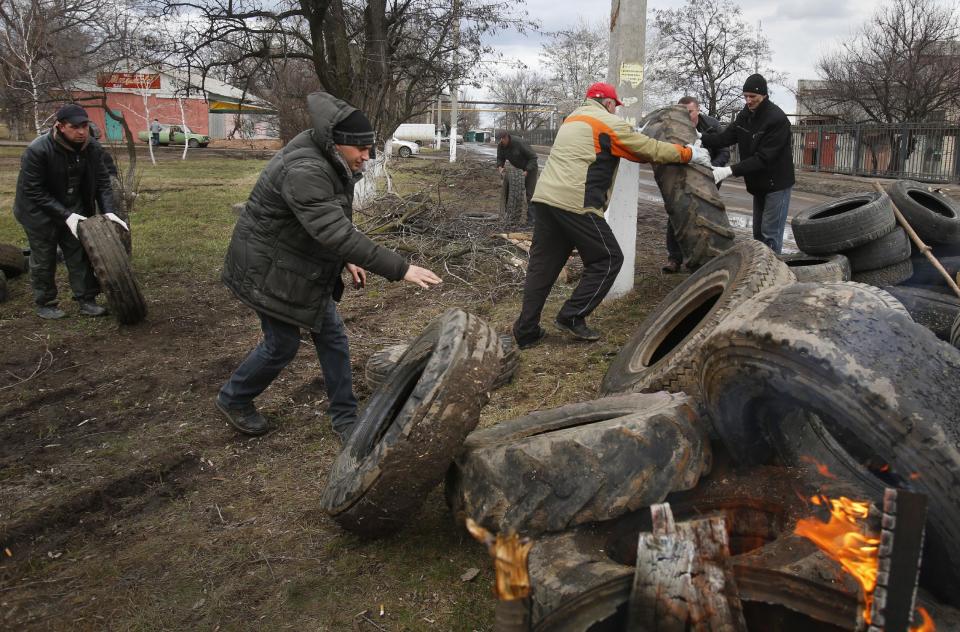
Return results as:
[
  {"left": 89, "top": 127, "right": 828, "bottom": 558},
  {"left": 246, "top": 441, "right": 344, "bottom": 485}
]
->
[{"left": 873, "top": 182, "right": 960, "bottom": 299}]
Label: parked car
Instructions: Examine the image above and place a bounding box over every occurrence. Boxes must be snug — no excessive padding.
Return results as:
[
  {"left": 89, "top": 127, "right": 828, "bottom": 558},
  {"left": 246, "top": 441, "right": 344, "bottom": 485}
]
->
[
  {"left": 390, "top": 139, "right": 420, "bottom": 158},
  {"left": 137, "top": 124, "right": 211, "bottom": 148},
  {"left": 393, "top": 123, "right": 436, "bottom": 145}
]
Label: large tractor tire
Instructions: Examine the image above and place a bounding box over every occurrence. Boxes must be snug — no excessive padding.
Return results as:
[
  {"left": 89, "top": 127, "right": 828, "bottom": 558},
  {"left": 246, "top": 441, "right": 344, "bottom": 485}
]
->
[
  {"left": 77, "top": 215, "right": 147, "bottom": 325},
  {"left": 600, "top": 240, "right": 793, "bottom": 399},
  {"left": 698, "top": 281, "right": 960, "bottom": 605},
  {"left": 321, "top": 309, "right": 502, "bottom": 537},
  {"left": 644, "top": 105, "right": 734, "bottom": 269},
  {"left": 446, "top": 392, "right": 709, "bottom": 535},
  {"left": 499, "top": 164, "right": 526, "bottom": 227}
]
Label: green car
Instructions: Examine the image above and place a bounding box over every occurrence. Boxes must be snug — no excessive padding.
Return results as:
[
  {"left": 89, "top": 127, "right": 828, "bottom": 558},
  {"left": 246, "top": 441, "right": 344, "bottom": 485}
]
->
[{"left": 138, "top": 124, "right": 211, "bottom": 148}]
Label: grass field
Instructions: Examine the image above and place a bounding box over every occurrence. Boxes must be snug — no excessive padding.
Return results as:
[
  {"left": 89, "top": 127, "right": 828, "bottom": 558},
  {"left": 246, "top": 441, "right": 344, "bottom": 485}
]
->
[{"left": 0, "top": 144, "right": 688, "bottom": 631}]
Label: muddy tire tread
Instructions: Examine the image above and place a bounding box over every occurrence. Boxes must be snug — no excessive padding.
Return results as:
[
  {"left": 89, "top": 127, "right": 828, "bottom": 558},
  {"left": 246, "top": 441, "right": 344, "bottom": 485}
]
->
[
  {"left": 77, "top": 215, "right": 147, "bottom": 324},
  {"left": 850, "top": 258, "right": 914, "bottom": 286}
]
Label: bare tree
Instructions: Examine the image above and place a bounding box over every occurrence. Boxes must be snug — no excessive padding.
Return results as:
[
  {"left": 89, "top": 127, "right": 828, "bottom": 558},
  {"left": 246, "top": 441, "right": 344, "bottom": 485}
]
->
[
  {"left": 816, "top": 0, "right": 960, "bottom": 124},
  {"left": 539, "top": 17, "right": 607, "bottom": 117},
  {"left": 157, "top": 0, "right": 530, "bottom": 142},
  {"left": 489, "top": 69, "right": 550, "bottom": 131},
  {"left": 649, "top": 0, "right": 781, "bottom": 119}
]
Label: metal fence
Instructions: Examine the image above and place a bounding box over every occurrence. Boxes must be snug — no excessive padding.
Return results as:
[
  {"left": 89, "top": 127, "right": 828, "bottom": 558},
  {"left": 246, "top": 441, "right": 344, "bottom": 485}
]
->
[
  {"left": 497, "top": 128, "right": 559, "bottom": 146},
  {"left": 792, "top": 122, "right": 960, "bottom": 183}
]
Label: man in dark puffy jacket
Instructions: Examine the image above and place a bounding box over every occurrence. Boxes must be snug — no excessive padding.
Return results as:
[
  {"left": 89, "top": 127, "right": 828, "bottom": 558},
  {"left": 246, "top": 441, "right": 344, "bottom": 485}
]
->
[
  {"left": 701, "top": 73, "right": 795, "bottom": 253},
  {"left": 496, "top": 132, "right": 539, "bottom": 200},
  {"left": 662, "top": 96, "right": 731, "bottom": 272},
  {"left": 14, "top": 104, "right": 127, "bottom": 319},
  {"left": 217, "top": 92, "right": 441, "bottom": 439}
]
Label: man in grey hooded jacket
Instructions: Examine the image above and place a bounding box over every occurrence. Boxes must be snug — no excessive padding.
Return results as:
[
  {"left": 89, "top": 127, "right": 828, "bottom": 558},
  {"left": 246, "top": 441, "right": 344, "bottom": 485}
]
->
[{"left": 217, "top": 92, "right": 441, "bottom": 439}]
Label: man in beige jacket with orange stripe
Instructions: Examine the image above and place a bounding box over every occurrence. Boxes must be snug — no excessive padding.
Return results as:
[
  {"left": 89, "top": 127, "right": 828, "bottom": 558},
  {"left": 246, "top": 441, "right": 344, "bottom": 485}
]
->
[{"left": 513, "top": 82, "right": 713, "bottom": 348}]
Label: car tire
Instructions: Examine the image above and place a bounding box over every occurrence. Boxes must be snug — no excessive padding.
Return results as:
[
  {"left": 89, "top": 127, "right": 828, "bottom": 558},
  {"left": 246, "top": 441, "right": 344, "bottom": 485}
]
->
[
  {"left": 886, "top": 179, "right": 960, "bottom": 245},
  {"left": 842, "top": 226, "right": 911, "bottom": 272},
  {"left": 883, "top": 285, "right": 960, "bottom": 341},
  {"left": 446, "top": 392, "right": 709, "bottom": 535},
  {"left": 644, "top": 106, "right": 735, "bottom": 269},
  {"left": 698, "top": 282, "right": 960, "bottom": 605},
  {"left": 188, "top": 138, "right": 199, "bottom": 148},
  {"left": 0, "top": 243, "right": 29, "bottom": 278},
  {"left": 398, "top": 146, "right": 412, "bottom": 158},
  {"left": 777, "top": 252, "right": 850, "bottom": 282},
  {"left": 321, "top": 309, "right": 502, "bottom": 536},
  {"left": 366, "top": 333, "right": 518, "bottom": 391},
  {"left": 850, "top": 258, "right": 914, "bottom": 286},
  {"left": 600, "top": 240, "right": 793, "bottom": 398},
  {"left": 77, "top": 215, "right": 147, "bottom": 325},
  {"left": 791, "top": 192, "right": 896, "bottom": 255}
]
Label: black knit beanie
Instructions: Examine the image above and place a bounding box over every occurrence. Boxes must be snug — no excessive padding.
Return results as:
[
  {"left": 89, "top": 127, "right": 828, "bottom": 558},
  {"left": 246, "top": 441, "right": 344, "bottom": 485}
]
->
[
  {"left": 742, "top": 73, "right": 768, "bottom": 96},
  {"left": 332, "top": 110, "right": 376, "bottom": 146}
]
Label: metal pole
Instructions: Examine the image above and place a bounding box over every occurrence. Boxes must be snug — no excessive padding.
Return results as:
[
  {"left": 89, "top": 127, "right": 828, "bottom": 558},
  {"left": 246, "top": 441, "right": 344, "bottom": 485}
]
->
[
  {"left": 604, "top": 0, "right": 647, "bottom": 300},
  {"left": 435, "top": 95, "right": 442, "bottom": 150},
  {"left": 449, "top": 0, "right": 460, "bottom": 163}
]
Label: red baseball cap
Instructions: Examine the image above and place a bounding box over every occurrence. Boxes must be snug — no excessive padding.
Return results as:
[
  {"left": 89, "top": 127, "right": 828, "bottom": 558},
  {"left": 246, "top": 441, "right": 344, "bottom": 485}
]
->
[{"left": 585, "top": 82, "right": 623, "bottom": 106}]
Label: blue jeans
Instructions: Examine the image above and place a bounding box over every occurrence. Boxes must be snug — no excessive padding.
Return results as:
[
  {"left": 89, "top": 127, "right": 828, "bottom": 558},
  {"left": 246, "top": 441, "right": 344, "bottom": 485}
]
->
[
  {"left": 218, "top": 302, "right": 357, "bottom": 432},
  {"left": 753, "top": 187, "right": 792, "bottom": 254}
]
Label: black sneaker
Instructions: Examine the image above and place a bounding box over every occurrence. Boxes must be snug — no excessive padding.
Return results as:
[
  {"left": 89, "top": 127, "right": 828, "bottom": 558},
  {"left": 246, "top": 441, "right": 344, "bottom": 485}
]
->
[
  {"left": 37, "top": 305, "right": 66, "bottom": 320},
  {"left": 514, "top": 325, "right": 546, "bottom": 350},
  {"left": 215, "top": 398, "right": 269, "bottom": 436},
  {"left": 333, "top": 422, "right": 356, "bottom": 445},
  {"left": 78, "top": 301, "right": 108, "bottom": 317},
  {"left": 554, "top": 317, "right": 600, "bottom": 342}
]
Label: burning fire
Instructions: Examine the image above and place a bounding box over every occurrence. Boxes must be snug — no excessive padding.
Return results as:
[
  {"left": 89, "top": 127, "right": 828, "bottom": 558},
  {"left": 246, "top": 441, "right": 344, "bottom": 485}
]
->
[{"left": 795, "top": 495, "right": 935, "bottom": 631}]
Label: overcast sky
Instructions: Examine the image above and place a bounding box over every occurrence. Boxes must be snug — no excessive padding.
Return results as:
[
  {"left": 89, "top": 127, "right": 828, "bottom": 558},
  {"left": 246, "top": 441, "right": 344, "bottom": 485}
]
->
[{"left": 472, "top": 0, "right": 884, "bottom": 118}]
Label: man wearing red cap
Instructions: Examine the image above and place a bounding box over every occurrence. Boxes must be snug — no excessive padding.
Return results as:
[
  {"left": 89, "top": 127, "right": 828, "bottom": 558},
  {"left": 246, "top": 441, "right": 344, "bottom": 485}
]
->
[{"left": 512, "top": 82, "right": 713, "bottom": 347}]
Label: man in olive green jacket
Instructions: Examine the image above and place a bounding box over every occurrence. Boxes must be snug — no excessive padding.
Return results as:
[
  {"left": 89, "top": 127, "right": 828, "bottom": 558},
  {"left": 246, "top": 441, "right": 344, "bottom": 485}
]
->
[
  {"left": 218, "top": 92, "right": 440, "bottom": 439},
  {"left": 513, "top": 82, "right": 713, "bottom": 347}
]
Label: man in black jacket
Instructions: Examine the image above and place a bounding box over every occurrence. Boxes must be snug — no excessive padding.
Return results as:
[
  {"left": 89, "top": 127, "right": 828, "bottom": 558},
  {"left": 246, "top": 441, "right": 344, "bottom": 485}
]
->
[
  {"left": 14, "top": 104, "right": 127, "bottom": 319},
  {"left": 496, "top": 132, "right": 539, "bottom": 223},
  {"left": 217, "top": 92, "right": 441, "bottom": 440},
  {"left": 663, "top": 96, "right": 731, "bottom": 272},
  {"left": 701, "top": 74, "right": 795, "bottom": 253}
]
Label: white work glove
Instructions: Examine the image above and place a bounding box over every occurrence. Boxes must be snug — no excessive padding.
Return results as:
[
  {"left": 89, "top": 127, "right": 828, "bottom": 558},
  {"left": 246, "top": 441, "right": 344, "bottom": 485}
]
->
[
  {"left": 686, "top": 144, "right": 713, "bottom": 168},
  {"left": 66, "top": 213, "right": 85, "bottom": 238},
  {"left": 104, "top": 212, "right": 129, "bottom": 231},
  {"left": 712, "top": 166, "right": 733, "bottom": 185}
]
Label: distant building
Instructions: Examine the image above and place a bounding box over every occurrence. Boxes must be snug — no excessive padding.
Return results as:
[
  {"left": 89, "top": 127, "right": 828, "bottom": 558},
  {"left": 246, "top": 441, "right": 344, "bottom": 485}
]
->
[{"left": 64, "top": 63, "right": 277, "bottom": 142}]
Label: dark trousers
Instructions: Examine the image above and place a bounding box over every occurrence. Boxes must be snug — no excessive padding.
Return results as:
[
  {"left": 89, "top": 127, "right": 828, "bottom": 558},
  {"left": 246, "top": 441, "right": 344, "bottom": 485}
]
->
[
  {"left": 524, "top": 167, "right": 539, "bottom": 225},
  {"left": 219, "top": 302, "right": 358, "bottom": 432},
  {"left": 514, "top": 203, "right": 624, "bottom": 340},
  {"left": 752, "top": 187, "right": 792, "bottom": 254},
  {"left": 22, "top": 221, "right": 99, "bottom": 306},
  {"left": 151, "top": 133, "right": 160, "bottom": 146}
]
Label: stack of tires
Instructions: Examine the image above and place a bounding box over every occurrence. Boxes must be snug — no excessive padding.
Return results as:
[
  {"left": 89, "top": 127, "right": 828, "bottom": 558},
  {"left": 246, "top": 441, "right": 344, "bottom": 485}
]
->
[{"left": 788, "top": 180, "right": 960, "bottom": 343}]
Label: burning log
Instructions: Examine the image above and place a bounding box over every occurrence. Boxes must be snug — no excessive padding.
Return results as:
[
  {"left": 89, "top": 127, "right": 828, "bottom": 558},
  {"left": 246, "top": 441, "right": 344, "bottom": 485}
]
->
[
  {"left": 627, "top": 502, "right": 748, "bottom": 631},
  {"left": 466, "top": 518, "right": 533, "bottom": 632}
]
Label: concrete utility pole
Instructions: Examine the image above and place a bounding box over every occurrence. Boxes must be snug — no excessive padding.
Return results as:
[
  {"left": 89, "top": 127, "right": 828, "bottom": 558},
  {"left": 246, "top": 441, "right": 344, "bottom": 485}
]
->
[
  {"left": 449, "top": 0, "right": 460, "bottom": 162},
  {"left": 604, "top": 0, "right": 647, "bottom": 300},
  {"left": 435, "top": 95, "right": 442, "bottom": 150}
]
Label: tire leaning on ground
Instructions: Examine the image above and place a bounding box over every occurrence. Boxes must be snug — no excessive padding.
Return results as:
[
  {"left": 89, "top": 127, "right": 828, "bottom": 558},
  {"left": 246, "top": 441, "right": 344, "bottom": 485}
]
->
[
  {"left": 883, "top": 285, "right": 960, "bottom": 341},
  {"left": 499, "top": 164, "right": 526, "bottom": 226},
  {"left": 697, "top": 282, "right": 960, "bottom": 605},
  {"left": 791, "top": 192, "right": 896, "bottom": 255},
  {"left": 366, "top": 333, "right": 519, "bottom": 391},
  {"left": 0, "top": 243, "right": 29, "bottom": 278},
  {"left": 850, "top": 257, "right": 914, "bottom": 287},
  {"left": 77, "top": 215, "right": 147, "bottom": 325},
  {"left": 321, "top": 308, "right": 502, "bottom": 537},
  {"left": 777, "top": 252, "right": 850, "bottom": 282},
  {"left": 643, "top": 105, "right": 735, "bottom": 269},
  {"left": 842, "top": 226, "right": 911, "bottom": 272},
  {"left": 886, "top": 179, "right": 960, "bottom": 245},
  {"left": 446, "top": 392, "right": 710, "bottom": 535},
  {"left": 600, "top": 240, "right": 794, "bottom": 399}
]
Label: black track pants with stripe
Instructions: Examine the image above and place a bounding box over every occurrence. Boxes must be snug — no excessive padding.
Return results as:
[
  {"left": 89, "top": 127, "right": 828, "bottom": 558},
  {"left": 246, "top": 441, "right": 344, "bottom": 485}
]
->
[{"left": 514, "top": 202, "right": 624, "bottom": 340}]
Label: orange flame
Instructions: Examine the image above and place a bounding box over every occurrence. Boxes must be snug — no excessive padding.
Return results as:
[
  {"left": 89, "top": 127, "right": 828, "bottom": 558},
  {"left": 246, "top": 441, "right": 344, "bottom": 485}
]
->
[
  {"left": 800, "top": 455, "right": 837, "bottom": 479},
  {"left": 795, "top": 495, "right": 880, "bottom": 624},
  {"left": 795, "top": 495, "right": 935, "bottom": 631}
]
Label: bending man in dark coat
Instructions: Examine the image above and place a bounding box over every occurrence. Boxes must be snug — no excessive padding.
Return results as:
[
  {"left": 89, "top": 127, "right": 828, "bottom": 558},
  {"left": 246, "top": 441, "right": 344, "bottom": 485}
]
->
[
  {"left": 217, "top": 92, "right": 441, "bottom": 439},
  {"left": 496, "top": 132, "right": 539, "bottom": 224},
  {"left": 701, "top": 73, "right": 795, "bottom": 253},
  {"left": 14, "top": 103, "right": 127, "bottom": 319}
]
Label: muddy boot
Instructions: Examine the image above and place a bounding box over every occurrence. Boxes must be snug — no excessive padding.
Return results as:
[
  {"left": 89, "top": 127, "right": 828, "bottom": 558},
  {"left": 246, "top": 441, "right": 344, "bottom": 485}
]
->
[
  {"left": 554, "top": 317, "right": 600, "bottom": 342},
  {"left": 37, "top": 305, "right": 66, "bottom": 319},
  {"left": 78, "top": 301, "right": 108, "bottom": 317},
  {"left": 333, "top": 421, "right": 356, "bottom": 445},
  {"left": 215, "top": 397, "right": 269, "bottom": 436}
]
